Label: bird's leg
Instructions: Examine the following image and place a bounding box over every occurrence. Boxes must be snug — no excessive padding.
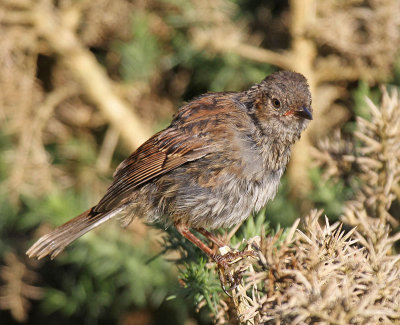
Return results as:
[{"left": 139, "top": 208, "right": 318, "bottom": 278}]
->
[
  {"left": 175, "top": 223, "right": 257, "bottom": 265},
  {"left": 175, "top": 223, "right": 234, "bottom": 294},
  {"left": 193, "top": 227, "right": 241, "bottom": 293},
  {"left": 195, "top": 227, "right": 225, "bottom": 248},
  {"left": 174, "top": 223, "right": 256, "bottom": 295},
  {"left": 174, "top": 222, "right": 215, "bottom": 258}
]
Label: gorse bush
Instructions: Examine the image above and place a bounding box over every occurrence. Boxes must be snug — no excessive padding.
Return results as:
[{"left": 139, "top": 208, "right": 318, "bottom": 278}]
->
[{"left": 1, "top": 0, "right": 400, "bottom": 324}]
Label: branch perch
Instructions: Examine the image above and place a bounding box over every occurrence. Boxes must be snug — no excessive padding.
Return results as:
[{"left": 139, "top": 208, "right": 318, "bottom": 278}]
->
[{"left": 32, "top": 0, "right": 152, "bottom": 151}]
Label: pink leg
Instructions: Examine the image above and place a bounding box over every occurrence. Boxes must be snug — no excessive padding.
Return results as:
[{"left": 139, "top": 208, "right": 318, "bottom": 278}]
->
[
  {"left": 175, "top": 223, "right": 215, "bottom": 258},
  {"left": 195, "top": 227, "right": 225, "bottom": 247}
]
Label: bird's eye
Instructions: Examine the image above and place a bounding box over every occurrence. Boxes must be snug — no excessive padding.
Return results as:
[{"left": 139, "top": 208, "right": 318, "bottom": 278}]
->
[{"left": 272, "top": 98, "right": 281, "bottom": 109}]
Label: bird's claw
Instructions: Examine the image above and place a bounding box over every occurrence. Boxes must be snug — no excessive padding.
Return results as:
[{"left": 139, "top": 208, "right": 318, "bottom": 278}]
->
[{"left": 213, "top": 249, "right": 258, "bottom": 295}]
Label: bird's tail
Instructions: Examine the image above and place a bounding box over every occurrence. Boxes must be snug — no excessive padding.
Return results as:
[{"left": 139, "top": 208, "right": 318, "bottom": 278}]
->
[{"left": 26, "top": 206, "right": 124, "bottom": 260}]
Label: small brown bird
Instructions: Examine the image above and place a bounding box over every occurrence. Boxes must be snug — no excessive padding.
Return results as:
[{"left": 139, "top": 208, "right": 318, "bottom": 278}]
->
[{"left": 27, "top": 71, "right": 312, "bottom": 261}]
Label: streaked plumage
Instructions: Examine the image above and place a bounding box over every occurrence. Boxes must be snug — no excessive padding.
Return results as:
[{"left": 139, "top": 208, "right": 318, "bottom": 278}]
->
[{"left": 27, "top": 71, "right": 312, "bottom": 260}]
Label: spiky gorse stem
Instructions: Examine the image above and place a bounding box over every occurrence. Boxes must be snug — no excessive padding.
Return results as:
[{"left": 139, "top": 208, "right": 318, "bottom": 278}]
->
[
  {"left": 313, "top": 87, "right": 400, "bottom": 231},
  {"left": 213, "top": 211, "right": 400, "bottom": 324},
  {"left": 344, "top": 87, "right": 400, "bottom": 227}
]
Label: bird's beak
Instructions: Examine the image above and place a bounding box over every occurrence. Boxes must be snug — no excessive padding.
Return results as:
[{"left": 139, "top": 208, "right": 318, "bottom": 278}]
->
[{"left": 294, "top": 107, "right": 313, "bottom": 120}]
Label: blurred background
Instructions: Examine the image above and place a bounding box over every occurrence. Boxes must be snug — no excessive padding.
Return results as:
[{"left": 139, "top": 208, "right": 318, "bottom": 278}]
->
[{"left": 0, "top": 0, "right": 399, "bottom": 324}]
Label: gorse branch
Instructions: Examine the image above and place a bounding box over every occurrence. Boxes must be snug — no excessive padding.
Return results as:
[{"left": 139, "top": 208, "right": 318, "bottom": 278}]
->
[
  {"left": 0, "top": 253, "right": 42, "bottom": 322},
  {"left": 341, "top": 88, "right": 400, "bottom": 229},
  {"left": 207, "top": 211, "right": 400, "bottom": 324}
]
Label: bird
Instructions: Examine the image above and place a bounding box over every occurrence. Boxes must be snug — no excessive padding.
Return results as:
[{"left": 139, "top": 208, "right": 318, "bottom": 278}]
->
[{"left": 26, "top": 70, "right": 312, "bottom": 262}]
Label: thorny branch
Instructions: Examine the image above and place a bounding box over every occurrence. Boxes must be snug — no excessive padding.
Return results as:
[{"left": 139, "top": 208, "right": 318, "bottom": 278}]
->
[{"left": 2, "top": 0, "right": 152, "bottom": 151}]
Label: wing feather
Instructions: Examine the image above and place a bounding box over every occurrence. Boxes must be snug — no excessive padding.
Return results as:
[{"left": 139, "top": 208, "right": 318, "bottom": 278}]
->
[
  {"left": 94, "top": 129, "right": 210, "bottom": 212},
  {"left": 94, "top": 94, "right": 245, "bottom": 213}
]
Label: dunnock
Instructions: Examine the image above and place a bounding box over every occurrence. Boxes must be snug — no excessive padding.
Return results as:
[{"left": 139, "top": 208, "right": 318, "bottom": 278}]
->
[{"left": 27, "top": 71, "right": 312, "bottom": 261}]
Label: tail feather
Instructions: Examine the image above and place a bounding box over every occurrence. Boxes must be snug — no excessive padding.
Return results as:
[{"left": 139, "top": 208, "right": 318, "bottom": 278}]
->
[{"left": 26, "top": 206, "right": 124, "bottom": 260}]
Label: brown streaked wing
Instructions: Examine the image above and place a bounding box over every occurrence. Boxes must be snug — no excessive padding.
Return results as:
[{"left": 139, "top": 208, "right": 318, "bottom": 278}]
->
[{"left": 94, "top": 128, "right": 210, "bottom": 213}]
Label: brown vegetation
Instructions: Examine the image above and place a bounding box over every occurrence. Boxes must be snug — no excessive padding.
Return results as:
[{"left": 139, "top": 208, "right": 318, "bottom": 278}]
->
[{"left": 0, "top": 0, "right": 399, "bottom": 324}]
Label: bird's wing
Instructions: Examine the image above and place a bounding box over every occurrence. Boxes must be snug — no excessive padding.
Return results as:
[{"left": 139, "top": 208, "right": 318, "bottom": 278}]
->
[
  {"left": 94, "top": 93, "right": 244, "bottom": 213},
  {"left": 94, "top": 128, "right": 211, "bottom": 213},
  {"left": 25, "top": 130, "right": 210, "bottom": 260}
]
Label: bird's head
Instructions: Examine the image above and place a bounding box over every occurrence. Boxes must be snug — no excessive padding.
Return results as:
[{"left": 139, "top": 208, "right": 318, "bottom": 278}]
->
[{"left": 244, "top": 71, "right": 312, "bottom": 143}]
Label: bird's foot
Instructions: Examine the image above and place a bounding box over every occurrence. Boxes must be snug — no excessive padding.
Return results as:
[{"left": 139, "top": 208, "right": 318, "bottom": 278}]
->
[{"left": 213, "top": 247, "right": 258, "bottom": 296}]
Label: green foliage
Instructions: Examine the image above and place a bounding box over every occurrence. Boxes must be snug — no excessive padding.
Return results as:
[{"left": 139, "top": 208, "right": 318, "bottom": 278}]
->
[
  {"left": 352, "top": 81, "right": 372, "bottom": 120},
  {"left": 0, "top": 199, "right": 20, "bottom": 255},
  {"left": 178, "top": 258, "right": 221, "bottom": 315},
  {"left": 185, "top": 53, "right": 273, "bottom": 94},
  {"left": 161, "top": 0, "right": 272, "bottom": 97},
  {"left": 308, "top": 168, "right": 353, "bottom": 220},
  {"left": 40, "top": 224, "right": 176, "bottom": 322},
  {"left": 264, "top": 177, "right": 298, "bottom": 227},
  {"left": 0, "top": 192, "right": 182, "bottom": 324},
  {"left": 230, "top": 207, "right": 271, "bottom": 247},
  {"left": 116, "top": 13, "right": 161, "bottom": 82},
  {"left": 351, "top": 80, "right": 381, "bottom": 120},
  {"left": 173, "top": 47, "right": 272, "bottom": 98},
  {"left": 22, "top": 190, "right": 90, "bottom": 229},
  {"left": 392, "top": 54, "right": 400, "bottom": 86},
  {"left": 0, "top": 133, "right": 10, "bottom": 183}
]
